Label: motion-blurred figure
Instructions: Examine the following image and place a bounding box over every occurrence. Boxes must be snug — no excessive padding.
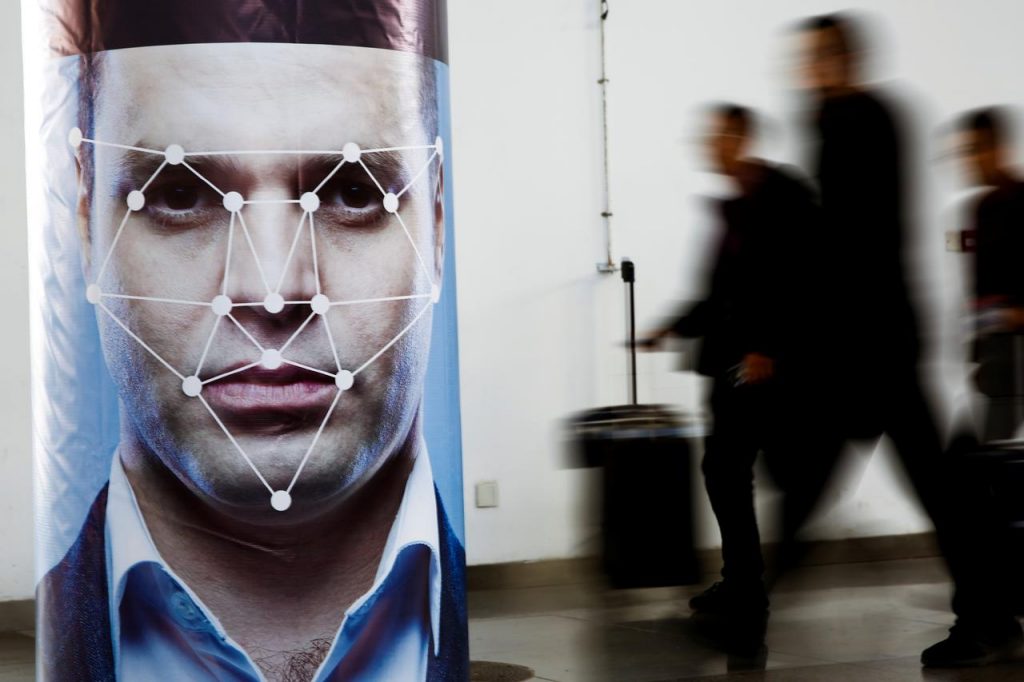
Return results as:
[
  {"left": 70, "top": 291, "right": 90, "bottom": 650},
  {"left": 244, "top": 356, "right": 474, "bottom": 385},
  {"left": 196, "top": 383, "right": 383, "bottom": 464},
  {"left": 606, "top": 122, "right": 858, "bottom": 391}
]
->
[
  {"left": 646, "top": 104, "right": 817, "bottom": 654},
  {"left": 954, "top": 108, "right": 1024, "bottom": 442},
  {"left": 789, "top": 14, "right": 1022, "bottom": 667}
]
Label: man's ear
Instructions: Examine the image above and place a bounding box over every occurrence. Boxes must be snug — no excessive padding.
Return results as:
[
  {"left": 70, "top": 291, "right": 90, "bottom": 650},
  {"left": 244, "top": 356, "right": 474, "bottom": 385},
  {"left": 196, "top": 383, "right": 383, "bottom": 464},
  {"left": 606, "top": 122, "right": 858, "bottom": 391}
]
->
[
  {"left": 75, "top": 154, "right": 93, "bottom": 275},
  {"left": 432, "top": 163, "right": 445, "bottom": 290}
]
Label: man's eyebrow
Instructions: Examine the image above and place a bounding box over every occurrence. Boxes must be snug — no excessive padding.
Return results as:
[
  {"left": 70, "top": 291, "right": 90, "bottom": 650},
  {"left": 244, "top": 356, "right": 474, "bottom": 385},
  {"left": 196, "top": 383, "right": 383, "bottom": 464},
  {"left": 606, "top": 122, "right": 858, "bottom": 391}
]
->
[
  {"left": 296, "top": 150, "right": 409, "bottom": 193},
  {"left": 111, "top": 146, "right": 409, "bottom": 192},
  {"left": 113, "top": 148, "right": 170, "bottom": 180},
  {"left": 114, "top": 148, "right": 241, "bottom": 191}
]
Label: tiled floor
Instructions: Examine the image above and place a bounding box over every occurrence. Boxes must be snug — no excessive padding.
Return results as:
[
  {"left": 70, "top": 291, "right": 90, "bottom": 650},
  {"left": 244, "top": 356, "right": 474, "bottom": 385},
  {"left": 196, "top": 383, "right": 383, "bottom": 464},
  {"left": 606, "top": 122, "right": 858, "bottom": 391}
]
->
[
  {"left": 0, "top": 633, "right": 32, "bottom": 682},
  {"left": 4, "top": 558, "right": 1024, "bottom": 680},
  {"left": 468, "top": 558, "right": 1024, "bottom": 681}
]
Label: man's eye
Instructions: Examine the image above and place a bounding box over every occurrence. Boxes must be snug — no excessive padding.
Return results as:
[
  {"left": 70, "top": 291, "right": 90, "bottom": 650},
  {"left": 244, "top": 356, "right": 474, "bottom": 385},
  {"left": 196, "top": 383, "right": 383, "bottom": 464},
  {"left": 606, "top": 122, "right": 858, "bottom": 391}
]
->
[
  {"left": 324, "top": 180, "right": 377, "bottom": 210},
  {"left": 146, "top": 178, "right": 216, "bottom": 217},
  {"left": 161, "top": 184, "right": 201, "bottom": 211}
]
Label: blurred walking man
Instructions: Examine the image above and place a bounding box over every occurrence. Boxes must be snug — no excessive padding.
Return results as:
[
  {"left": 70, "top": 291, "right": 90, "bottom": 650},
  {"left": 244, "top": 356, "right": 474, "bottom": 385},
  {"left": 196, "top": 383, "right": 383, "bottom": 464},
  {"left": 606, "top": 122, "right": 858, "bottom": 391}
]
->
[
  {"left": 648, "top": 104, "right": 817, "bottom": 653},
  {"left": 790, "top": 14, "right": 1022, "bottom": 667}
]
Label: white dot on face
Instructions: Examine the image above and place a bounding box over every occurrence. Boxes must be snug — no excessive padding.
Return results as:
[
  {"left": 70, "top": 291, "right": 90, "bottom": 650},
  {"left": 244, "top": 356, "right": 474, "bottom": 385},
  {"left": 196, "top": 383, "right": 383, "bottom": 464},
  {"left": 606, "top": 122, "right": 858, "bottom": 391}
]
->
[
  {"left": 270, "top": 490, "right": 292, "bottom": 512},
  {"left": 127, "top": 191, "right": 145, "bottom": 211},
  {"left": 223, "top": 192, "right": 244, "bottom": 213},
  {"left": 300, "top": 192, "right": 320, "bottom": 213},
  {"left": 342, "top": 142, "right": 361, "bottom": 163},
  {"left": 181, "top": 375, "right": 203, "bottom": 397},
  {"left": 85, "top": 284, "right": 101, "bottom": 304},
  {"left": 263, "top": 292, "right": 285, "bottom": 314},
  {"left": 310, "top": 294, "right": 330, "bottom": 315},
  {"left": 261, "top": 349, "right": 283, "bottom": 370},
  {"left": 335, "top": 370, "right": 354, "bottom": 391},
  {"left": 211, "top": 295, "right": 232, "bottom": 316},
  {"left": 435, "top": 136, "right": 444, "bottom": 156},
  {"left": 431, "top": 283, "right": 441, "bottom": 304},
  {"left": 68, "top": 127, "right": 83, "bottom": 149},
  {"left": 164, "top": 144, "right": 185, "bottom": 165},
  {"left": 383, "top": 193, "right": 399, "bottom": 214}
]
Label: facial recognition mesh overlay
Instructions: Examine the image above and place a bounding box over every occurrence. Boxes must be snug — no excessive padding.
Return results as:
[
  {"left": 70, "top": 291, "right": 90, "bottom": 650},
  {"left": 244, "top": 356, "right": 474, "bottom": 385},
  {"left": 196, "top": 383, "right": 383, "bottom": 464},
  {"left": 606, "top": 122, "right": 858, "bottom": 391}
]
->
[
  {"left": 29, "top": 10, "right": 467, "bottom": 676},
  {"left": 33, "top": 42, "right": 464, "bottom": 541},
  {"left": 72, "top": 131, "right": 445, "bottom": 512}
]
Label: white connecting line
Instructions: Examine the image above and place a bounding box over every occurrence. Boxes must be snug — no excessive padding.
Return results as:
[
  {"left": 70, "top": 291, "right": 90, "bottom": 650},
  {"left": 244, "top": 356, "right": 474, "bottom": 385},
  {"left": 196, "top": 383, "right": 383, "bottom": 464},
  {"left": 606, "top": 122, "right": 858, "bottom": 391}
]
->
[{"left": 71, "top": 129, "right": 445, "bottom": 511}]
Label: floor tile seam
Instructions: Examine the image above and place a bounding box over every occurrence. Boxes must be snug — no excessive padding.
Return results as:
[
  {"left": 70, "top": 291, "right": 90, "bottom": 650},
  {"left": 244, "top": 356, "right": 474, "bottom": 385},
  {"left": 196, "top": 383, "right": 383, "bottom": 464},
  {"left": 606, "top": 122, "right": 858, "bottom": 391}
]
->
[
  {"left": 537, "top": 611, "right": 676, "bottom": 630},
  {"left": 764, "top": 613, "right": 949, "bottom": 627},
  {"left": 761, "top": 644, "right": 881, "bottom": 666},
  {"left": 843, "top": 658, "right": 935, "bottom": 680},
  {"left": 764, "top": 645, "right": 955, "bottom": 671},
  {"left": 468, "top": 612, "right": 587, "bottom": 623},
  {"left": 588, "top": 617, "right": 698, "bottom": 636},
  {"left": 897, "top": 615, "right": 958, "bottom": 627},
  {"left": 549, "top": 608, "right": 695, "bottom": 628},
  {"left": 650, "top": 659, "right": 906, "bottom": 682}
]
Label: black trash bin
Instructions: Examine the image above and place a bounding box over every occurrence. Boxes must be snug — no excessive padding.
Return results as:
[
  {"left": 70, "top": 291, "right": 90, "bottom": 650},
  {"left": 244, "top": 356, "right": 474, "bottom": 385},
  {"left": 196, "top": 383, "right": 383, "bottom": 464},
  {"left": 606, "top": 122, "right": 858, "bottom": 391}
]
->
[
  {"left": 568, "top": 259, "right": 703, "bottom": 588},
  {"left": 570, "top": 404, "right": 702, "bottom": 589}
]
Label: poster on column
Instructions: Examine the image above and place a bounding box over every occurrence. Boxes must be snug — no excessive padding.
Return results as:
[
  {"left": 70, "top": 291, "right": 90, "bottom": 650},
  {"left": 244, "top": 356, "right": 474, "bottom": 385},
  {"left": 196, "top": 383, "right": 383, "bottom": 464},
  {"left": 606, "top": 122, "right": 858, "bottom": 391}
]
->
[{"left": 25, "top": 1, "right": 468, "bottom": 680}]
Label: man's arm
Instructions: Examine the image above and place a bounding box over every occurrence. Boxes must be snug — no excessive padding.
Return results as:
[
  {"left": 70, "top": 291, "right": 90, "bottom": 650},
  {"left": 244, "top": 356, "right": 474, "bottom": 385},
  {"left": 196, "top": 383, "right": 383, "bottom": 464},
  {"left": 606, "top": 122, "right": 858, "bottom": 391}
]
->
[{"left": 638, "top": 299, "right": 711, "bottom": 350}]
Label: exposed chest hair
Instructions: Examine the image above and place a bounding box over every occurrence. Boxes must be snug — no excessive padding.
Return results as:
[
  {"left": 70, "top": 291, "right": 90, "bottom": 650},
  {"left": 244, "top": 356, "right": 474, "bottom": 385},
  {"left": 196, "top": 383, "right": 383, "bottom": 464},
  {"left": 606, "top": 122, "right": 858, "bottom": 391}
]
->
[{"left": 252, "top": 637, "right": 333, "bottom": 682}]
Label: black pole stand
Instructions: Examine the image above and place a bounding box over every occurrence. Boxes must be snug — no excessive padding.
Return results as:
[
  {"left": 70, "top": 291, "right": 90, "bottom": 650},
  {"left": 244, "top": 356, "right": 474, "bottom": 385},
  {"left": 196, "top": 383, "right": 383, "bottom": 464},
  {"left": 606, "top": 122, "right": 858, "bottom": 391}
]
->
[{"left": 621, "top": 258, "right": 637, "bottom": 405}]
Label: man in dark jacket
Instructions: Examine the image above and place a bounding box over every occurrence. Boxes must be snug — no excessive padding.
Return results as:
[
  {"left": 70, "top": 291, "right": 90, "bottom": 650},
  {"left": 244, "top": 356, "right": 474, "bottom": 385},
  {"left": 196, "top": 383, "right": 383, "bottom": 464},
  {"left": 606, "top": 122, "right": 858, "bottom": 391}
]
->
[
  {"left": 956, "top": 107, "right": 1024, "bottom": 441},
  {"left": 649, "top": 104, "right": 818, "bottom": 638},
  {"left": 790, "top": 14, "right": 1023, "bottom": 668}
]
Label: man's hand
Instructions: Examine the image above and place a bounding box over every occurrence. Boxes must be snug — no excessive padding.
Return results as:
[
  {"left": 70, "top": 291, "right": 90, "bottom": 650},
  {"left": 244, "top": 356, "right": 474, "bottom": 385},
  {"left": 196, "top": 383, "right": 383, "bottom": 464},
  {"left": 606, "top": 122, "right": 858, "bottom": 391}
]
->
[
  {"left": 740, "top": 352, "right": 774, "bottom": 384},
  {"left": 1005, "top": 307, "right": 1024, "bottom": 331},
  {"left": 636, "top": 328, "right": 671, "bottom": 351},
  {"left": 975, "top": 305, "right": 1024, "bottom": 333}
]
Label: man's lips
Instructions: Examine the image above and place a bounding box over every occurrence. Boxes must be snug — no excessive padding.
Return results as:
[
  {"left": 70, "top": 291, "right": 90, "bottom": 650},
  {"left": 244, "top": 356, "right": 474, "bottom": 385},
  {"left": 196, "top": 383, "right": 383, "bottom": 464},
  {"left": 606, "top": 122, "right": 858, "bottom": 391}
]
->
[{"left": 201, "top": 362, "right": 338, "bottom": 417}]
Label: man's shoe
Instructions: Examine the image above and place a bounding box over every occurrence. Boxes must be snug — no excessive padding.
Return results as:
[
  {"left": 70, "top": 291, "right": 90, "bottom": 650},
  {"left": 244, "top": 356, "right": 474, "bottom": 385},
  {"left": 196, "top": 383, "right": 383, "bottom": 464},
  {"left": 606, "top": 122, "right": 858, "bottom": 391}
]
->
[
  {"left": 690, "top": 594, "right": 769, "bottom": 663},
  {"left": 689, "top": 581, "right": 728, "bottom": 613},
  {"left": 921, "top": 621, "right": 1024, "bottom": 668},
  {"left": 689, "top": 581, "right": 768, "bottom": 615}
]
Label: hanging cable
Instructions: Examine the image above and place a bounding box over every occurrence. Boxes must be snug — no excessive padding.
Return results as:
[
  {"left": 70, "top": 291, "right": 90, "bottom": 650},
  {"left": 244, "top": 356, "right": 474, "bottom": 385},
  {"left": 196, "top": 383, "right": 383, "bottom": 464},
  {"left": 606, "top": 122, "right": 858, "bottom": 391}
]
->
[{"left": 596, "top": 0, "right": 617, "bottom": 273}]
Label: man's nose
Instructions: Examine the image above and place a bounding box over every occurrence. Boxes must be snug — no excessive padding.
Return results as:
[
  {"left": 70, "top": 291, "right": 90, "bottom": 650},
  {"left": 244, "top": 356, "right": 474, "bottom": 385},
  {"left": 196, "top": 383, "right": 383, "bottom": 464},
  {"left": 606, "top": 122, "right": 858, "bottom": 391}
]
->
[{"left": 224, "top": 196, "right": 319, "bottom": 331}]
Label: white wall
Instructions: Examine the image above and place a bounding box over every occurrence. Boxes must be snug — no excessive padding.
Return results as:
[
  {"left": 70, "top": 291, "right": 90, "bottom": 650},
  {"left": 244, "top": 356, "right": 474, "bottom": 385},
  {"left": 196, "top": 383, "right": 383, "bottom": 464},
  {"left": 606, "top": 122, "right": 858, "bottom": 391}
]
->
[
  {"left": 0, "top": 0, "right": 32, "bottom": 601},
  {"left": 447, "top": 0, "right": 620, "bottom": 564}
]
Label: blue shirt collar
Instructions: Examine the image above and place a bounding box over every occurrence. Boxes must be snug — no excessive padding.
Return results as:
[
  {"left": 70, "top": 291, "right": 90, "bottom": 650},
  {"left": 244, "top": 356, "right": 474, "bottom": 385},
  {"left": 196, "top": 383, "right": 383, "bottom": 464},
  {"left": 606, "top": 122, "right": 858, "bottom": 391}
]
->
[{"left": 105, "top": 445, "right": 443, "bottom": 678}]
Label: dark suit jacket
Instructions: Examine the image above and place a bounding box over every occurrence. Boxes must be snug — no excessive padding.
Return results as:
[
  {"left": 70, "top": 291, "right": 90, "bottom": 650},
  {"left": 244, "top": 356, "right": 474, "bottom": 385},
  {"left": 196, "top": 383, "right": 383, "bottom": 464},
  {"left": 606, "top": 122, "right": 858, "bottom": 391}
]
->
[
  {"left": 814, "top": 89, "right": 920, "bottom": 367},
  {"left": 973, "top": 180, "right": 1024, "bottom": 309},
  {"left": 38, "top": 485, "right": 469, "bottom": 682},
  {"left": 670, "top": 163, "right": 819, "bottom": 380}
]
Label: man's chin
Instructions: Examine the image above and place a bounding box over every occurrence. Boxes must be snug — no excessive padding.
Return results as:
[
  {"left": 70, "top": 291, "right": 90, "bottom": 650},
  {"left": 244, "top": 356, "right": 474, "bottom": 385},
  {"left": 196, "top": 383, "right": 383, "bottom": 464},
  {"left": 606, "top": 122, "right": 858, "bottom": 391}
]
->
[
  {"left": 177, "top": 450, "right": 362, "bottom": 511},
  {"left": 185, "top": 475, "right": 356, "bottom": 525}
]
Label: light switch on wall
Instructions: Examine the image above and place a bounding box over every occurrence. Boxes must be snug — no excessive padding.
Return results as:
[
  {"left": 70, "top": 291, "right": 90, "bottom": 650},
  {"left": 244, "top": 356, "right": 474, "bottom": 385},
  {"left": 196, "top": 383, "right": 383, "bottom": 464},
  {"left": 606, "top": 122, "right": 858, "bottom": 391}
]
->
[
  {"left": 946, "top": 230, "right": 962, "bottom": 252},
  {"left": 475, "top": 481, "right": 499, "bottom": 508}
]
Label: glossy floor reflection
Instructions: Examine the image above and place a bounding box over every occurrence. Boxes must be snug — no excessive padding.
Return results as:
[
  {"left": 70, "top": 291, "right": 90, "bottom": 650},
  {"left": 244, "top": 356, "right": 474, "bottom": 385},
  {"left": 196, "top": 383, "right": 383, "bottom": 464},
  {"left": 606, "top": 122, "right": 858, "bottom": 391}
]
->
[{"left": 468, "top": 557, "right": 1024, "bottom": 681}]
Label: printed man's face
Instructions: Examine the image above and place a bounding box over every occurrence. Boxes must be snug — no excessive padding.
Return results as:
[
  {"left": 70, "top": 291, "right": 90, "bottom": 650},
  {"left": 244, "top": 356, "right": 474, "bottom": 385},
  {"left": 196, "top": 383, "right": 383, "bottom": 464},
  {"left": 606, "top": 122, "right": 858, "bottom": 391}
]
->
[{"left": 83, "top": 43, "right": 443, "bottom": 517}]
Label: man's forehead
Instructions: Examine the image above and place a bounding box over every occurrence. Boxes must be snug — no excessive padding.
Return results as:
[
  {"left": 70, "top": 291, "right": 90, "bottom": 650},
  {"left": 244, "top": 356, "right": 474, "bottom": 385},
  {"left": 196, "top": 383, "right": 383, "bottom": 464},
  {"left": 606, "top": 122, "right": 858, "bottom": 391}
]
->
[
  {"left": 93, "top": 43, "right": 426, "bottom": 150},
  {"left": 957, "top": 129, "right": 995, "bottom": 151},
  {"left": 709, "top": 116, "right": 744, "bottom": 137}
]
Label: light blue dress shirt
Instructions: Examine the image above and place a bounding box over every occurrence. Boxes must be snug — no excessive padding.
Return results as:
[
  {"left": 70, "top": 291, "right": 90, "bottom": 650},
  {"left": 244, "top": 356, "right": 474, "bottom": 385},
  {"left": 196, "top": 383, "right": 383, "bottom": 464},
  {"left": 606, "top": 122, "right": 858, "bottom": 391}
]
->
[{"left": 104, "top": 451, "right": 442, "bottom": 681}]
